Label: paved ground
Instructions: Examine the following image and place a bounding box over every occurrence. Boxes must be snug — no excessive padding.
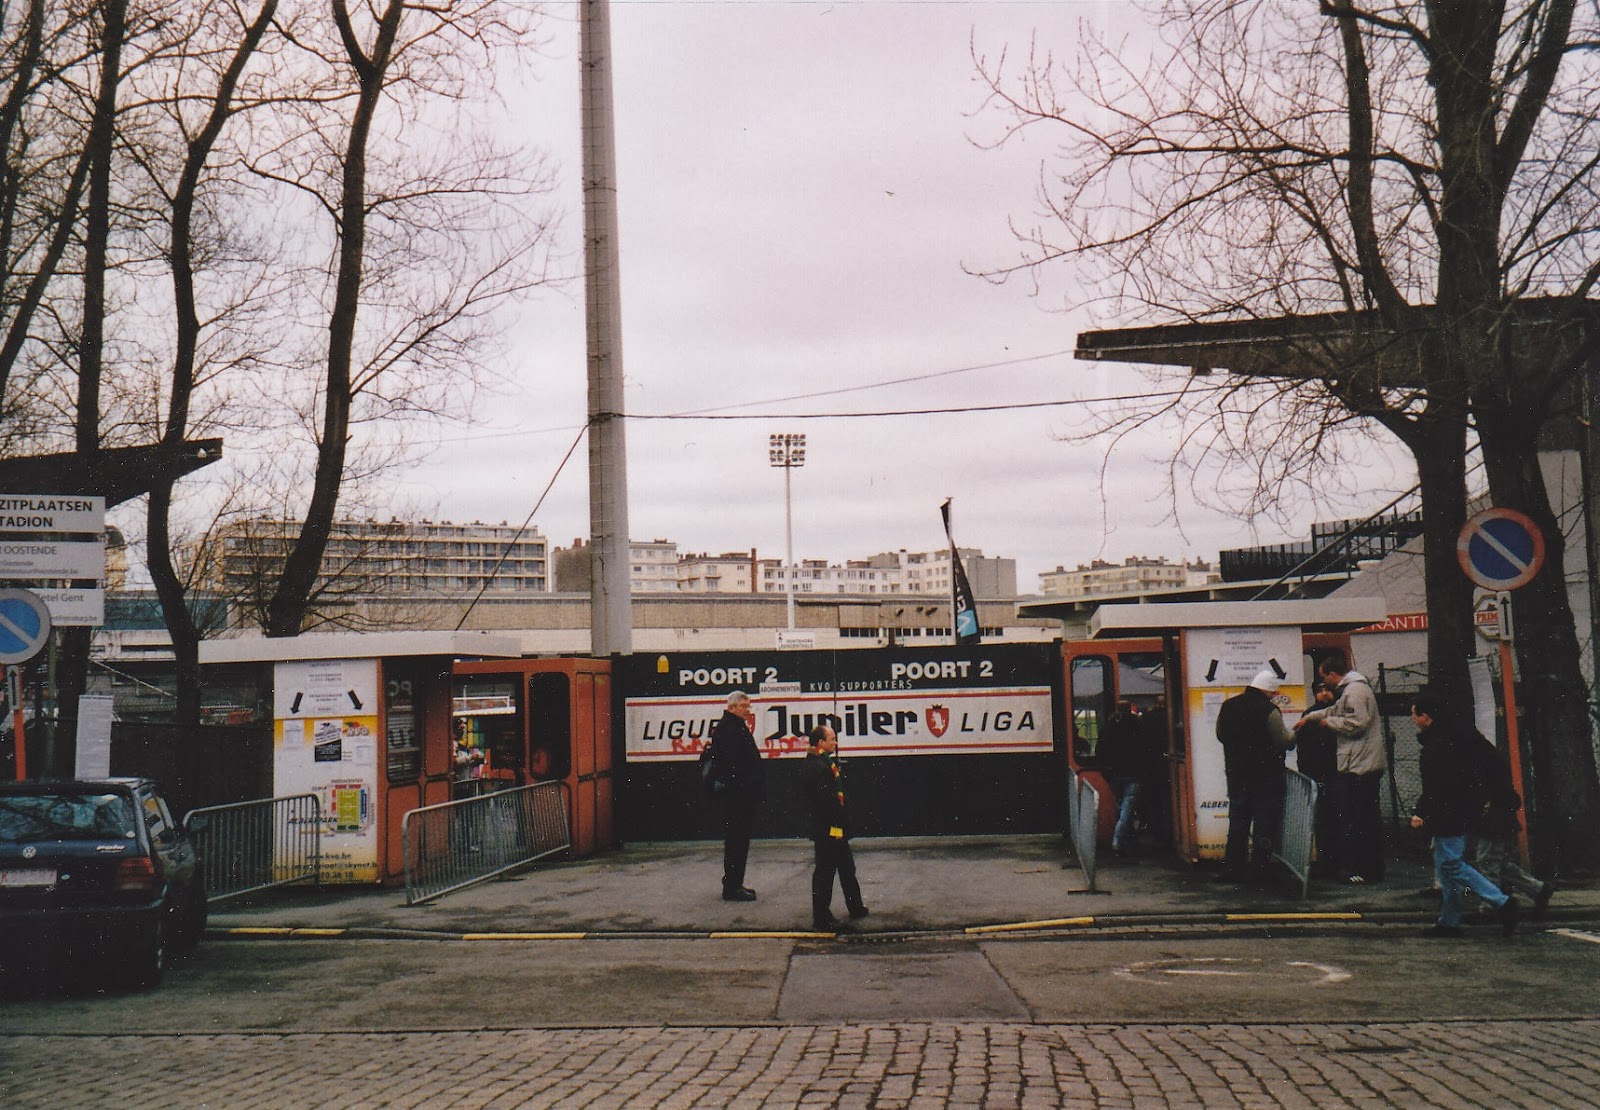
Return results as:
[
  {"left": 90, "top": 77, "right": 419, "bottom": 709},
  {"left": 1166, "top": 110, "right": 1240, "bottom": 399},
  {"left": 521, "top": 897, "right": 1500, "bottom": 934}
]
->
[
  {"left": 203, "top": 834, "right": 1595, "bottom": 940},
  {"left": 6, "top": 1020, "right": 1597, "bottom": 1108},
  {"left": 6, "top": 836, "right": 1597, "bottom": 1109}
]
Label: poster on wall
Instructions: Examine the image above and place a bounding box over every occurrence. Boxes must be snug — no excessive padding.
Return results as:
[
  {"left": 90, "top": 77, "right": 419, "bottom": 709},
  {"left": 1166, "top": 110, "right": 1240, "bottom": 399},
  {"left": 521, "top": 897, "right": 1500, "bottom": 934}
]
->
[
  {"left": 620, "top": 644, "right": 1056, "bottom": 761},
  {"left": 273, "top": 658, "right": 380, "bottom": 883},
  {"left": 1182, "top": 627, "right": 1308, "bottom": 862}
]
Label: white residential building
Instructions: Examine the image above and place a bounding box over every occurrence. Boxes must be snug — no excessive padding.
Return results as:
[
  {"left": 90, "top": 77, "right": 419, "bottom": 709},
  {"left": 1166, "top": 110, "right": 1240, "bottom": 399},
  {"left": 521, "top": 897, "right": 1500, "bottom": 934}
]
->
[
  {"left": 678, "top": 551, "right": 759, "bottom": 593},
  {"left": 1038, "top": 556, "right": 1213, "bottom": 598}
]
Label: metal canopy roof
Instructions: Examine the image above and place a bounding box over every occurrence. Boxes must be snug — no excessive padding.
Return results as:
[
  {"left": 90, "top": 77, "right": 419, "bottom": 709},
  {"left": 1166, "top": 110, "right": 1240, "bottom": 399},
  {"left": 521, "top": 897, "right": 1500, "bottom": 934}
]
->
[
  {"left": 1074, "top": 298, "right": 1597, "bottom": 386},
  {"left": 199, "top": 629, "right": 525, "bottom": 665},
  {"left": 1085, "top": 598, "right": 1388, "bottom": 639},
  {"left": 0, "top": 439, "right": 223, "bottom": 507}
]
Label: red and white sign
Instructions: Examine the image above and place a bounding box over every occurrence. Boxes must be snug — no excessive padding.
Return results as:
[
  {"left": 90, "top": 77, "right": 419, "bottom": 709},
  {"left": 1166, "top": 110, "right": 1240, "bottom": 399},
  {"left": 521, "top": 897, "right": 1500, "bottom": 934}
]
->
[
  {"left": 1353, "top": 612, "right": 1428, "bottom": 634},
  {"left": 625, "top": 686, "right": 1053, "bottom": 760}
]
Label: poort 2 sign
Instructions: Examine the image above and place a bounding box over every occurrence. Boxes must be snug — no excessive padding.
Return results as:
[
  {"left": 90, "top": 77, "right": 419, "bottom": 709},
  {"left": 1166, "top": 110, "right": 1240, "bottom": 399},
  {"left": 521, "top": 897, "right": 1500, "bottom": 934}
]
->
[{"left": 621, "top": 644, "right": 1056, "bottom": 760}]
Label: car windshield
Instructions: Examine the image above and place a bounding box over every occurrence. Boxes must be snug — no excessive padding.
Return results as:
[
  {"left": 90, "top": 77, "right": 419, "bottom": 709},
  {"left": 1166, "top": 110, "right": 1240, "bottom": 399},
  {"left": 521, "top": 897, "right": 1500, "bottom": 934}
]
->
[{"left": 0, "top": 792, "right": 138, "bottom": 842}]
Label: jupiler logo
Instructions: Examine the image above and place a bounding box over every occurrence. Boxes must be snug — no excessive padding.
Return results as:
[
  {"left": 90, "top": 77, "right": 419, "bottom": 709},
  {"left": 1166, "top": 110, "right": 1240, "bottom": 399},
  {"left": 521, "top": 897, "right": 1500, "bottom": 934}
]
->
[{"left": 925, "top": 704, "right": 950, "bottom": 737}]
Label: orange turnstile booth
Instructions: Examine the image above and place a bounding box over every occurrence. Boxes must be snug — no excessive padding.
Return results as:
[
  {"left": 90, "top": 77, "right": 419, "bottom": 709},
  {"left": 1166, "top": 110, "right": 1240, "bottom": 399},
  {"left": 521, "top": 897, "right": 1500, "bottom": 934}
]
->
[{"left": 451, "top": 657, "right": 616, "bottom": 858}]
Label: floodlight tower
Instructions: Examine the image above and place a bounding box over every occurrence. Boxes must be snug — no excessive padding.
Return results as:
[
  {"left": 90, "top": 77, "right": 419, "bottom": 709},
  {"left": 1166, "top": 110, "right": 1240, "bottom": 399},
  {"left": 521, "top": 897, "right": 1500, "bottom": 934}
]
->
[{"left": 768, "top": 433, "right": 807, "bottom": 630}]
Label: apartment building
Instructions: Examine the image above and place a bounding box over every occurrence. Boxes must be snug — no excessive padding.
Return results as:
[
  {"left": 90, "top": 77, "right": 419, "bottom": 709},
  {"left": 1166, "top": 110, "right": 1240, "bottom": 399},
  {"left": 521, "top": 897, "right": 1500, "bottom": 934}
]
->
[
  {"left": 1037, "top": 556, "right": 1212, "bottom": 598},
  {"left": 757, "top": 548, "right": 1017, "bottom": 598},
  {"left": 216, "top": 517, "right": 548, "bottom": 598},
  {"left": 630, "top": 539, "right": 680, "bottom": 593},
  {"left": 678, "top": 550, "right": 759, "bottom": 593}
]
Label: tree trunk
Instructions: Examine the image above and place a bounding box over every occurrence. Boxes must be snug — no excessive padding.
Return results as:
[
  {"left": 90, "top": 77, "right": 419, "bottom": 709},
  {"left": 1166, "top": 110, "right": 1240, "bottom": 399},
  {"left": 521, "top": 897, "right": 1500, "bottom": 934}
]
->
[
  {"left": 1477, "top": 403, "right": 1600, "bottom": 877},
  {"left": 264, "top": 0, "right": 405, "bottom": 637},
  {"left": 1410, "top": 421, "right": 1476, "bottom": 703}
]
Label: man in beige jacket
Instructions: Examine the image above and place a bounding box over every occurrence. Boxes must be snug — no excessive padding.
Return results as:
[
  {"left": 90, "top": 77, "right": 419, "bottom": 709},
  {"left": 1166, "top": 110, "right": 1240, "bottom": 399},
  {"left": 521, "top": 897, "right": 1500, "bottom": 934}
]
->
[{"left": 1295, "top": 650, "right": 1387, "bottom": 884}]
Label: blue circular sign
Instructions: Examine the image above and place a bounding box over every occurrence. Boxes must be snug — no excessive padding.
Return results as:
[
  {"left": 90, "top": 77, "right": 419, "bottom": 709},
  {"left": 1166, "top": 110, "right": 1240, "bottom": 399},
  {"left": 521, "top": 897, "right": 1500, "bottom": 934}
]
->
[
  {"left": 0, "top": 587, "right": 52, "bottom": 664},
  {"left": 1457, "top": 508, "right": 1545, "bottom": 590}
]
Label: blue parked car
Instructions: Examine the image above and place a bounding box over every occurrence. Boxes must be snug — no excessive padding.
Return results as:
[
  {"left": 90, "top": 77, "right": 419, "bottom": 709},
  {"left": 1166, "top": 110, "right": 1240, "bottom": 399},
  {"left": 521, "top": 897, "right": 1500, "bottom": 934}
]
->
[{"left": 0, "top": 778, "right": 206, "bottom": 989}]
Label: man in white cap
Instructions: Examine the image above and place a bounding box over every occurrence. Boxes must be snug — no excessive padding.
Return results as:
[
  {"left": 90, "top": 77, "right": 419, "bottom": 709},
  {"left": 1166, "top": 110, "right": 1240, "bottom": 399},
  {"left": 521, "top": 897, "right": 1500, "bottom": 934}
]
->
[{"left": 1214, "top": 670, "right": 1297, "bottom": 882}]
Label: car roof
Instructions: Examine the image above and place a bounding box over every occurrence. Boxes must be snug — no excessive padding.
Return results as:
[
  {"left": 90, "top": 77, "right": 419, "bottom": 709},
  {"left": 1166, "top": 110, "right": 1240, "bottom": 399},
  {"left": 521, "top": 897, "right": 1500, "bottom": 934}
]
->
[{"left": 0, "top": 777, "right": 155, "bottom": 793}]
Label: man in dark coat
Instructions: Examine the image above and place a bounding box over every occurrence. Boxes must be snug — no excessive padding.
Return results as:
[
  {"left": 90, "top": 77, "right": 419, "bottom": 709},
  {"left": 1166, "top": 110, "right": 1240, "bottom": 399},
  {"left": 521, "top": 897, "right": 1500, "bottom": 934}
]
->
[
  {"left": 706, "top": 690, "right": 764, "bottom": 901},
  {"left": 1409, "top": 693, "right": 1520, "bottom": 937},
  {"left": 1214, "top": 670, "right": 1296, "bottom": 880},
  {"left": 1294, "top": 681, "right": 1340, "bottom": 875},
  {"left": 1102, "top": 700, "right": 1163, "bottom": 859},
  {"left": 802, "top": 723, "right": 867, "bottom": 930}
]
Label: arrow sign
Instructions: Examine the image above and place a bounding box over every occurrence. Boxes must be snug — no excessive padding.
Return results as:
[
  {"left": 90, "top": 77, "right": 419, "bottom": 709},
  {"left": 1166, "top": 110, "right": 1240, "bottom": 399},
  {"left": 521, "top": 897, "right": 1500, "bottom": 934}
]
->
[
  {"left": 1457, "top": 508, "right": 1545, "bottom": 591},
  {"left": 0, "top": 588, "right": 52, "bottom": 664}
]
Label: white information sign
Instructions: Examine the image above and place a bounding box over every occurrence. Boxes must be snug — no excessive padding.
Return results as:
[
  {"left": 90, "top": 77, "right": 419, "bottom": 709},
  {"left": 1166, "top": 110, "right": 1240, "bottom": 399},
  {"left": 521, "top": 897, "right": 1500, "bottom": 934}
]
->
[
  {"left": 0, "top": 539, "right": 105, "bottom": 580},
  {"left": 0, "top": 494, "right": 106, "bottom": 534},
  {"left": 273, "top": 658, "right": 380, "bottom": 883},
  {"left": 274, "top": 658, "right": 380, "bottom": 720},
  {"left": 74, "top": 694, "right": 116, "bottom": 778},
  {"left": 33, "top": 587, "right": 105, "bottom": 627}
]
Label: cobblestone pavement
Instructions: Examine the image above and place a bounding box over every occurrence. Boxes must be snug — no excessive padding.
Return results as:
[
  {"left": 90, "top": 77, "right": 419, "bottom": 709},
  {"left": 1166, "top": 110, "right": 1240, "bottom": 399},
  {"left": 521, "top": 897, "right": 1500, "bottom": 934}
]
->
[{"left": 5, "top": 1019, "right": 1596, "bottom": 1109}]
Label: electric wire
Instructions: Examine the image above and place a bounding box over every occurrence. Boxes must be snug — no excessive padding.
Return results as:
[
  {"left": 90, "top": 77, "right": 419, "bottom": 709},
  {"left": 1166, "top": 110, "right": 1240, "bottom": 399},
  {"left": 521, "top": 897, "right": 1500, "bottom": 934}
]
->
[{"left": 454, "top": 421, "right": 589, "bottom": 631}]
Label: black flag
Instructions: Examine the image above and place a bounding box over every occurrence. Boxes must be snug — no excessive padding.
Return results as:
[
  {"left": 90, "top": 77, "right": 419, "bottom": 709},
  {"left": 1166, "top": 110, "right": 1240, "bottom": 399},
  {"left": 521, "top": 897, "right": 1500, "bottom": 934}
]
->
[{"left": 940, "top": 499, "right": 981, "bottom": 645}]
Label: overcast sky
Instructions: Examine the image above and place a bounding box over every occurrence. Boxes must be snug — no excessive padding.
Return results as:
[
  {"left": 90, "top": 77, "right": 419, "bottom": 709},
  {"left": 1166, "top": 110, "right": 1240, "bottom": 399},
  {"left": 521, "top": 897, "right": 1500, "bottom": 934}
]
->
[{"left": 396, "top": 0, "right": 1413, "bottom": 592}]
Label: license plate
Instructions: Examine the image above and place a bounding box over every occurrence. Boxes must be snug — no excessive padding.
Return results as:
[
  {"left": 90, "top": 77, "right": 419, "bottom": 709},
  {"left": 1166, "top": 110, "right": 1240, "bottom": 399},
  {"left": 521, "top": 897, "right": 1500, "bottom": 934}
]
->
[{"left": 0, "top": 868, "right": 56, "bottom": 888}]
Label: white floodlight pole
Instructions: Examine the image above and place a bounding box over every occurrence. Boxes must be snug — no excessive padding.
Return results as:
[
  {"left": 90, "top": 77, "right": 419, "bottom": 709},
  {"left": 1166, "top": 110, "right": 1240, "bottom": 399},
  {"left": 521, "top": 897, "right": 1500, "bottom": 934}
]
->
[{"left": 769, "top": 433, "right": 807, "bottom": 630}]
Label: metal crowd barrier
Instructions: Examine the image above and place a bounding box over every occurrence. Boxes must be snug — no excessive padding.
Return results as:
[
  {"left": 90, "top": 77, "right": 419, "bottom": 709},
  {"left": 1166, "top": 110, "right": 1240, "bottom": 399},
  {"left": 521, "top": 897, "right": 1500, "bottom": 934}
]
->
[
  {"left": 183, "top": 794, "right": 322, "bottom": 905},
  {"left": 1066, "top": 768, "right": 1103, "bottom": 893},
  {"left": 402, "top": 780, "right": 571, "bottom": 905},
  {"left": 1273, "top": 769, "right": 1319, "bottom": 901}
]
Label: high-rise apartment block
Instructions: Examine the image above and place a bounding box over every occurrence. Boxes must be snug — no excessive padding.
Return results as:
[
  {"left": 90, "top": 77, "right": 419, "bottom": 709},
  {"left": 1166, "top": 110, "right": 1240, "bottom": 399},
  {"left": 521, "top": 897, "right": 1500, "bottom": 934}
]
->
[{"left": 216, "top": 518, "right": 548, "bottom": 598}]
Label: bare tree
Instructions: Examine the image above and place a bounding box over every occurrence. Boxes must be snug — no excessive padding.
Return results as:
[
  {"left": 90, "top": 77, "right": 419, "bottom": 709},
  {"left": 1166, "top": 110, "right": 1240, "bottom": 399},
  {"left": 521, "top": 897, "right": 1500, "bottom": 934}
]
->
[
  {"left": 137, "top": 0, "right": 279, "bottom": 750},
  {"left": 0, "top": 0, "right": 556, "bottom": 792},
  {"left": 234, "top": 0, "right": 555, "bottom": 637},
  {"left": 975, "top": 0, "right": 1600, "bottom": 873}
]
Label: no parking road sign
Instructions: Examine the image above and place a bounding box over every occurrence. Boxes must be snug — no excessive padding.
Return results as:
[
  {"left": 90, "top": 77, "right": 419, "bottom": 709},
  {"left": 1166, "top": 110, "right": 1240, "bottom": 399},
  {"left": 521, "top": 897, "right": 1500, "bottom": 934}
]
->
[
  {"left": 1457, "top": 508, "right": 1545, "bottom": 591},
  {"left": 0, "top": 587, "right": 52, "bottom": 664}
]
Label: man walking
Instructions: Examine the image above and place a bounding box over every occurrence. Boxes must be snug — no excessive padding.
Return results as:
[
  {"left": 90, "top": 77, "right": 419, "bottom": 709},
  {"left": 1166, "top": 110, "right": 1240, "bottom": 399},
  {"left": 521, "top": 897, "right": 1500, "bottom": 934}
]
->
[
  {"left": 1409, "top": 693, "right": 1520, "bottom": 938},
  {"left": 1295, "top": 650, "right": 1387, "bottom": 884},
  {"left": 1214, "top": 670, "right": 1297, "bottom": 880},
  {"left": 706, "top": 690, "right": 763, "bottom": 901},
  {"left": 802, "top": 723, "right": 868, "bottom": 931}
]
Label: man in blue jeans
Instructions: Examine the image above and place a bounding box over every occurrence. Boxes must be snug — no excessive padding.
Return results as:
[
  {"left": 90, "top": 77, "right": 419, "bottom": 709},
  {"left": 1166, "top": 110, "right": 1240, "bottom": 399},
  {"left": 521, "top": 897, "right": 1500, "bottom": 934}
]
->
[
  {"left": 1408, "top": 692, "right": 1520, "bottom": 938},
  {"left": 1100, "top": 701, "right": 1151, "bottom": 859}
]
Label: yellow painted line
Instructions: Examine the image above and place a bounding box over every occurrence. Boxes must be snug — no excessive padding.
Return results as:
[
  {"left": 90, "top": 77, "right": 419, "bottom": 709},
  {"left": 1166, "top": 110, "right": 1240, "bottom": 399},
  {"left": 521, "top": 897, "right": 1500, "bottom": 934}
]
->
[
  {"left": 965, "top": 917, "right": 1096, "bottom": 935},
  {"left": 461, "top": 932, "right": 588, "bottom": 941},
  {"left": 221, "top": 926, "right": 348, "bottom": 937},
  {"left": 1224, "top": 912, "right": 1363, "bottom": 923},
  {"left": 709, "top": 930, "right": 833, "bottom": 939}
]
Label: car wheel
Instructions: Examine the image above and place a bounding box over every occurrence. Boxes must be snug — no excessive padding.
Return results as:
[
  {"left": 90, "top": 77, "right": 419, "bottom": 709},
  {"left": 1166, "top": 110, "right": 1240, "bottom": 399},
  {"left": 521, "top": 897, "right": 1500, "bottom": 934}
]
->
[
  {"left": 125, "top": 922, "right": 167, "bottom": 990},
  {"left": 173, "top": 881, "right": 208, "bottom": 952}
]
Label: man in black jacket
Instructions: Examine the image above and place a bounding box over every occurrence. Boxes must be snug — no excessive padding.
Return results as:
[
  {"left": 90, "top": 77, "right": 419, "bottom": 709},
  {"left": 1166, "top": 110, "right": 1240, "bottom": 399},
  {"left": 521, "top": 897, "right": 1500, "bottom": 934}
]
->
[
  {"left": 1214, "top": 670, "right": 1296, "bottom": 881},
  {"left": 802, "top": 723, "right": 868, "bottom": 931},
  {"left": 707, "top": 690, "right": 764, "bottom": 901},
  {"left": 1409, "top": 693, "right": 1520, "bottom": 938}
]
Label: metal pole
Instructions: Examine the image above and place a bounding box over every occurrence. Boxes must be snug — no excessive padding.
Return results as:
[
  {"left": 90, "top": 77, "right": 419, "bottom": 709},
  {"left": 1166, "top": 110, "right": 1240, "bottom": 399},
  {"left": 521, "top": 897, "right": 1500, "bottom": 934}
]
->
[
  {"left": 580, "top": 0, "right": 632, "bottom": 657},
  {"left": 8, "top": 665, "right": 26, "bottom": 780},
  {"left": 947, "top": 500, "right": 958, "bottom": 646},
  {"left": 785, "top": 463, "right": 795, "bottom": 630}
]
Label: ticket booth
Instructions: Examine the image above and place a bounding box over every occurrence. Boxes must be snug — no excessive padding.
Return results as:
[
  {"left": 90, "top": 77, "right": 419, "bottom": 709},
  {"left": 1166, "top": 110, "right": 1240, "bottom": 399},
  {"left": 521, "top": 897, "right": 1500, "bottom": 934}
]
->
[
  {"left": 451, "top": 657, "right": 615, "bottom": 857},
  {"left": 199, "top": 631, "right": 524, "bottom": 885},
  {"left": 1058, "top": 598, "right": 1388, "bottom": 862}
]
